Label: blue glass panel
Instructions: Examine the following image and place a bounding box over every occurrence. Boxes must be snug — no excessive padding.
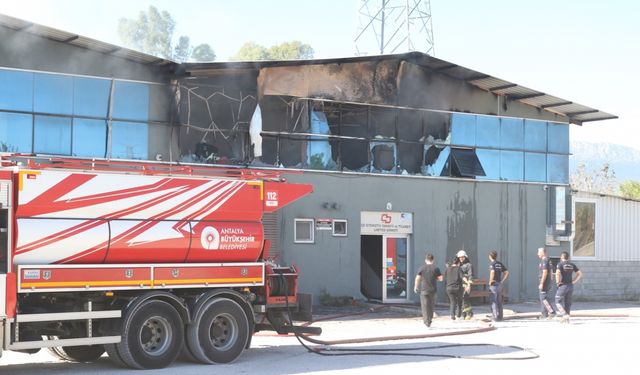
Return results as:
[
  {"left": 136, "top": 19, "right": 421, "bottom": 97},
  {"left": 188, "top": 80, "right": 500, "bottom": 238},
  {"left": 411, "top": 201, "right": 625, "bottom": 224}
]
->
[
  {"left": 112, "top": 81, "right": 149, "bottom": 121},
  {"left": 0, "top": 112, "right": 32, "bottom": 152},
  {"left": 524, "top": 119, "right": 547, "bottom": 152},
  {"left": 307, "top": 111, "right": 332, "bottom": 168},
  {"left": 500, "top": 150, "right": 523, "bottom": 181},
  {"left": 74, "top": 77, "right": 110, "bottom": 117},
  {"left": 476, "top": 149, "right": 500, "bottom": 180},
  {"left": 0, "top": 70, "right": 33, "bottom": 112},
  {"left": 73, "top": 119, "right": 106, "bottom": 157},
  {"left": 524, "top": 152, "right": 546, "bottom": 182},
  {"left": 500, "top": 118, "right": 523, "bottom": 150},
  {"left": 34, "top": 73, "right": 73, "bottom": 115},
  {"left": 34, "top": 115, "right": 71, "bottom": 155},
  {"left": 431, "top": 146, "right": 450, "bottom": 176},
  {"left": 547, "top": 154, "right": 569, "bottom": 183},
  {"left": 547, "top": 122, "right": 569, "bottom": 154},
  {"left": 451, "top": 113, "right": 475, "bottom": 146},
  {"left": 476, "top": 115, "right": 500, "bottom": 148},
  {"left": 112, "top": 121, "right": 148, "bottom": 159}
]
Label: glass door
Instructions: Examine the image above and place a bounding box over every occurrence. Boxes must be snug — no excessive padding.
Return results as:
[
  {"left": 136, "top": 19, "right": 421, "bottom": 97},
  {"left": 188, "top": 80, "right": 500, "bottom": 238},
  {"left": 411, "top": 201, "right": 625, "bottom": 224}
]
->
[{"left": 383, "top": 235, "right": 409, "bottom": 302}]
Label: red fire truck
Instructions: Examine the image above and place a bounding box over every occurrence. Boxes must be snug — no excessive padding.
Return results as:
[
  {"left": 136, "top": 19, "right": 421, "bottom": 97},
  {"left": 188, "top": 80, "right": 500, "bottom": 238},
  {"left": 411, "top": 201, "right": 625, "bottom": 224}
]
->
[{"left": 0, "top": 154, "right": 316, "bottom": 369}]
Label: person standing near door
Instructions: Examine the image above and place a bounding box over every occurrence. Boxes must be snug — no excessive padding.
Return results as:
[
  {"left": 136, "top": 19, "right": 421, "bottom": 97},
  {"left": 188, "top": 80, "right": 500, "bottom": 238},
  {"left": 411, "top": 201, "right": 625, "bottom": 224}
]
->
[
  {"left": 457, "top": 250, "right": 474, "bottom": 320},
  {"left": 488, "top": 250, "right": 509, "bottom": 321},
  {"left": 414, "top": 253, "right": 443, "bottom": 327}
]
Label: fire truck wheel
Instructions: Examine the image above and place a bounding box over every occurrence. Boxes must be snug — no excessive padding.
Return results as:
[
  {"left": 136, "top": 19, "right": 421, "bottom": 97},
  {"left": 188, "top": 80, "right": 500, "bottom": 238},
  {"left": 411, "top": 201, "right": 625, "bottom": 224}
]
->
[
  {"left": 186, "top": 298, "right": 249, "bottom": 364},
  {"left": 48, "top": 344, "right": 105, "bottom": 362},
  {"left": 117, "top": 300, "right": 184, "bottom": 369}
]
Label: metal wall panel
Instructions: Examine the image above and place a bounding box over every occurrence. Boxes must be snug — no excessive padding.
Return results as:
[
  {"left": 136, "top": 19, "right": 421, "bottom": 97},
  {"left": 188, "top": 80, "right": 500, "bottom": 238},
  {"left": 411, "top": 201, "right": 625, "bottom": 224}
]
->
[{"left": 576, "top": 192, "right": 640, "bottom": 261}]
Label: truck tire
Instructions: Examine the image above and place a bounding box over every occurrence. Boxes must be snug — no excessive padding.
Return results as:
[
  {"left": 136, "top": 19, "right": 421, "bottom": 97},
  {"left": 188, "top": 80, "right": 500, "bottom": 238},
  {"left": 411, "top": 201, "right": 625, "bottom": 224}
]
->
[
  {"left": 48, "top": 344, "right": 105, "bottom": 362},
  {"left": 116, "top": 300, "right": 184, "bottom": 369},
  {"left": 186, "top": 298, "right": 249, "bottom": 364}
]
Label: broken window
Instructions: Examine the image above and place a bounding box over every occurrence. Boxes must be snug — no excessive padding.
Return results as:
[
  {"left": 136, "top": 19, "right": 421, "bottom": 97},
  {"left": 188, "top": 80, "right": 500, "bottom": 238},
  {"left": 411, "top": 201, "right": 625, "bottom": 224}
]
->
[
  {"left": 176, "top": 76, "right": 257, "bottom": 164},
  {"left": 441, "top": 148, "right": 485, "bottom": 178},
  {"left": 370, "top": 142, "right": 396, "bottom": 172}
]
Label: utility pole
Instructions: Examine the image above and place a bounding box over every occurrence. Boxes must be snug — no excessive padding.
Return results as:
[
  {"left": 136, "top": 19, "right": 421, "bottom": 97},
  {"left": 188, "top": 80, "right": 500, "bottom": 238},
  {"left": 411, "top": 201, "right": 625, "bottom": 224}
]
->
[{"left": 355, "top": 0, "right": 435, "bottom": 56}]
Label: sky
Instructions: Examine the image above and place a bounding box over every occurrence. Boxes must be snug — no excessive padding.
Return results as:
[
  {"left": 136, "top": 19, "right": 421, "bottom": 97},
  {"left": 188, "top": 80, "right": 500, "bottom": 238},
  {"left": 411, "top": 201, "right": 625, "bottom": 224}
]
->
[{"left": 0, "top": 0, "right": 638, "bottom": 150}]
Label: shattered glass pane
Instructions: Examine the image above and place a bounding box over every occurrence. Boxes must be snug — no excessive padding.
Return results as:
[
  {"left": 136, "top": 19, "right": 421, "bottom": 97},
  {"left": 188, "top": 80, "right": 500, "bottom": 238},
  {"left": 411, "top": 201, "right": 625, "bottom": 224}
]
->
[
  {"left": 370, "top": 143, "right": 396, "bottom": 172},
  {"left": 307, "top": 111, "right": 333, "bottom": 169},
  {"left": 423, "top": 145, "right": 449, "bottom": 176}
]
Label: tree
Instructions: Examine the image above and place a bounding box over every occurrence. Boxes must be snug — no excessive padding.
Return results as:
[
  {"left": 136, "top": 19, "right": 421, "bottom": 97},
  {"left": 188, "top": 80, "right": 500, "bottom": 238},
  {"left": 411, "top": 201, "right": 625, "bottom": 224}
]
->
[
  {"left": 232, "top": 42, "right": 269, "bottom": 61},
  {"left": 232, "top": 41, "right": 314, "bottom": 61},
  {"left": 192, "top": 44, "right": 216, "bottom": 62},
  {"left": 570, "top": 162, "right": 618, "bottom": 194},
  {"left": 118, "top": 6, "right": 215, "bottom": 62},
  {"left": 267, "top": 41, "right": 314, "bottom": 60},
  {"left": 173, "top": 36, "right": 192, "bottom": 63},
  {"left": 619, "top": 180, "right": 640, "bottom": 200}
]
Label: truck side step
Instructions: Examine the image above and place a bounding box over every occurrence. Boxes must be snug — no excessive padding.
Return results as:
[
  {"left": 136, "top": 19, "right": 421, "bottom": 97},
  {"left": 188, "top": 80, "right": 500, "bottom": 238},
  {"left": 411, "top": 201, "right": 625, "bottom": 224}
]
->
[{"left": 8, "top": 335, "right": 121, "bottom": 351}]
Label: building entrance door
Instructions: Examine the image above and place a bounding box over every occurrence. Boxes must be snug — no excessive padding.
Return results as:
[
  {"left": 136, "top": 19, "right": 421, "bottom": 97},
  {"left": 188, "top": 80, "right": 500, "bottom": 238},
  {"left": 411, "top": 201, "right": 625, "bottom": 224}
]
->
[{"left": 383, "top": 235, "right": 409, "bottom": 302}]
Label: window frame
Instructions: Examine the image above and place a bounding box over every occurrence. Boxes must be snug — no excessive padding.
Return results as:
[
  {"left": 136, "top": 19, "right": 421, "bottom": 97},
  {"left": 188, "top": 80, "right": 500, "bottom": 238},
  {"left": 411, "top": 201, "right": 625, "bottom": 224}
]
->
[
  {"left": 332, "top": 219, "right": 348, "bottom": 237},
  {"left": 294, "top": 218, "right": 315, "bottom": 244},
  {"left": 571, "top": 198, "right": 597, "bottom": 260}
]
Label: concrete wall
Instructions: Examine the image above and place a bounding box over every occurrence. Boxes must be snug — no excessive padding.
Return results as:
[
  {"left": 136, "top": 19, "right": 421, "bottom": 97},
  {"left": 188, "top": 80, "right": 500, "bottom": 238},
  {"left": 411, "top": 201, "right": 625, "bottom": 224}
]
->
[
  {"left": 573, "top": 261, "right": 640, "bottom": 301},
  {"left": 277, "top": 171, "right": 570, "bottom": 303}
]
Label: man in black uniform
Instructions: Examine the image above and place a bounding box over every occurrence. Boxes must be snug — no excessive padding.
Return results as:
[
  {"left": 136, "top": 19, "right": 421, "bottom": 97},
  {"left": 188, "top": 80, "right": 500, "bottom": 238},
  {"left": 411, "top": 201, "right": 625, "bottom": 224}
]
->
[
  {"left": 555, "top": 251, "right": 583, "bottom": 323},
  {"left": 444, "top": 257, "right": 463, "bottom": 320},
  {"left": 414, "top": 253, "right": 443, "bottom": 327},
  {"left": 537, "top": 247, "right": 556, "bottom": 319},
  {"left": 457, "top": 250, "right": 474, "bottom": 320},
  {"left": 488, "top": 250, "right": 509, "bottom": 321}
]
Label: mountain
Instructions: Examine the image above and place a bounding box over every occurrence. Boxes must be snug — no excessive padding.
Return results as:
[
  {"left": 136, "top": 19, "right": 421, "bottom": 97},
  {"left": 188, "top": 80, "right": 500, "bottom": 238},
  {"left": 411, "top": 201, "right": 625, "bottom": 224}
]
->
[{"left": 570, "top": 141, "right": 640, "bottom": 182}]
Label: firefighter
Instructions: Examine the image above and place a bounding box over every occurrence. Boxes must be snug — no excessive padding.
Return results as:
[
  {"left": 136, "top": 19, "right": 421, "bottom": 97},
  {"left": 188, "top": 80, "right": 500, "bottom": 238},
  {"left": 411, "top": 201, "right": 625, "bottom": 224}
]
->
[
  {"left": 537, "top": 247, "right": 556, "bottom": 319},
  {"left": 413, "top": 253, "right": 443, "bottom": 327},
  {"left": 555, "top": 251, "right": 583, "bottom": 323},
  {"left": 457, "top": 250, "right": 474, "bottom": 320},
  {"left": 488, "top": 250, "right": 509, "bottom": 321}
]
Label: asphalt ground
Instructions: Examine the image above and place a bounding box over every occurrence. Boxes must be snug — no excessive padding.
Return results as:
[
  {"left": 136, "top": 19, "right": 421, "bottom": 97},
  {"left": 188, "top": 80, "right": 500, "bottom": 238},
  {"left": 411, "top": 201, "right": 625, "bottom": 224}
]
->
[{"left": 1, "top": 300, "right": 639, "bottom": 374}]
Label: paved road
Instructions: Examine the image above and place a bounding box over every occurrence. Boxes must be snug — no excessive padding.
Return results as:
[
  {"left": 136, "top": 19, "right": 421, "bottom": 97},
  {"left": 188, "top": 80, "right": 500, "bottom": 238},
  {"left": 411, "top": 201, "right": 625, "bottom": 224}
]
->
[{"left": 1, "top": 301, "right": 639, "bottom": 374}]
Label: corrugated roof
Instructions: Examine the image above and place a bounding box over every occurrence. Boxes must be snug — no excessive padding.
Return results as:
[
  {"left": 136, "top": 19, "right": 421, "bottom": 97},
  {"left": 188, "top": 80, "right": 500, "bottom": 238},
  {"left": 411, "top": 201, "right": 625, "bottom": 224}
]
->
[
  {"left": 184, "top": 52, "right": 617, "bottom": 125},
  {"left": 0, "top": 13, "right": 176, "bottom": 67},
  {"left": 0, "top": 13, "right": 616, "bottom": 125}
]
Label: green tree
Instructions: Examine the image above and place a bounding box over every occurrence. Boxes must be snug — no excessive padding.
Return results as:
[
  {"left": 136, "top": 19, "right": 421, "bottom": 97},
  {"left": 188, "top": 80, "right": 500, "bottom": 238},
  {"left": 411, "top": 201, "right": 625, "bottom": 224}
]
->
[
  {"left": 173, "top": 36, "right": 192, "bottom": 63},
  {"left": 619, "top": 180, "right": 640, "bottom": 199},
  {"left": 118, "top": 6, "right": 215, "bottom": 62},
  {"left": 232, "top": 42, "right": 269, "bottom": 61},
  {"left": 232, "top": 41, "right": 314, "bottom": 61},
  {"left": 267, "top": 41, "right": 314, "bottom": 60},
  {"left": 192, "top": 44, "right": 216, "bottom": 62}
]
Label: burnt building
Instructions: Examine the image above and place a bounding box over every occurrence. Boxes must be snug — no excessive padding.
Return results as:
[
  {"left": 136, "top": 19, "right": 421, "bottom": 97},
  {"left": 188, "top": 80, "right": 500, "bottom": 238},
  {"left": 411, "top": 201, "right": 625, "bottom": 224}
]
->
[{"left": 0, "top": 14, "right": 616, "bottom": 303}]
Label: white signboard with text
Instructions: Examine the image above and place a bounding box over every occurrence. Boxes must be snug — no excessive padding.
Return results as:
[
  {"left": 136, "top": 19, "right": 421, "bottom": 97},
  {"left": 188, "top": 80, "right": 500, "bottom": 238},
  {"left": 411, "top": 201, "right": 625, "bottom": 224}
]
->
[{"left": 360, "top": 211, "right": 413, "bottom": 234}]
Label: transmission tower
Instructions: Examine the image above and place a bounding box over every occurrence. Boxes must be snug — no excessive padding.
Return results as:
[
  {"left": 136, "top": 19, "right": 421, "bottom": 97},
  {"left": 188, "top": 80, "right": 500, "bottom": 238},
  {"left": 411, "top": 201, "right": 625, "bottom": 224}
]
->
[{"left": 354, "top": 0, "right": 435, "bottom": 56}]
